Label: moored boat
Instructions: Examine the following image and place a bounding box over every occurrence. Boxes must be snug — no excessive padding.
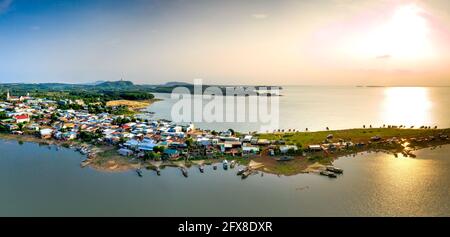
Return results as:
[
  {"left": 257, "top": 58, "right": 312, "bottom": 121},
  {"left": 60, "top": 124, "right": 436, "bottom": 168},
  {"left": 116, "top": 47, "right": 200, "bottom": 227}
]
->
[
  {"left": 199, "top": 165, "right": 205, "bottom": 173},
  {"left": 136, "top": 168, "right": 143, "bottom": 177},
  {"left": 237, "top": 168, "right": 245, "bottom": 175},
  {"left": 223, "top": 160, "right": 228, "bottom": 170},
  {"left": 326, "top": 166, "right": 343, "bottom": 174},
  {"left": 241, "top": 170, "right": 251, "bottom": 179},
  {"left": 79, "top": 147, "right": 89, "bottom": 155},
  {"left": 230, "top": 160, "right": 236, "bottom": 169},
  {"left": 320, "top": 170, "right": 337, "bottom": 178},
  {"left": 241, "top": 169, "right": 258, "bottom": 179},
  {"left": 180, "top": 167, "right": 188, "bottom": 177},
  {"left": 156, "top": 167, "right": 161, "bottom": 176}
]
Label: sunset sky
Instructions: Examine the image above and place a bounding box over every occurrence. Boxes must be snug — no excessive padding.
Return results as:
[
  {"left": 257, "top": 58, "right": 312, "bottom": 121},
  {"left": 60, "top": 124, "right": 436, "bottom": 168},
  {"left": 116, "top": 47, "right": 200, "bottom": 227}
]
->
[{"left": 0, "top": 0, "right": 449, "bottom": 85}]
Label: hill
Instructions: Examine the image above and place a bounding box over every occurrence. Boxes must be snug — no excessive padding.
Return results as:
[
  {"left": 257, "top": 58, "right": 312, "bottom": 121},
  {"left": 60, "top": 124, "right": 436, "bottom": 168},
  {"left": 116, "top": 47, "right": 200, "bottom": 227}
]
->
[
  {"left": 162, "top": 81, "right": 192, "bottom": 87},
  {"left": 95, "top": 80, "right": 134, "bottom": 89}
]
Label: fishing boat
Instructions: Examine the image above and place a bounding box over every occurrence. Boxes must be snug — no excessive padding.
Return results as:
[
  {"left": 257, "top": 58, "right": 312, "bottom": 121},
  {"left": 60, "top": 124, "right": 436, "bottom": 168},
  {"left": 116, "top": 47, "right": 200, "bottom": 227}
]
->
[
  {"left": 230, "top": 160, "right": 236, "bottom": 169},
  {"left": 199, "top": 165, "right": 205, "bottom": 173},
  {"left": 136, "top": 168, "right": 143, "bottom": 177},
  {"left": 223, "top": 160, "right": 228, "bottom": 170},
  {"left": 320, "top": 170, "right": 337, "bottom": 178},
  {"left": 402, "top": 149, "right": 416, "bottom": 158},
  {"left": 180, "top": 167, "right": 188, "bottom": 177},
  {"left": 241, "top": 169, "right": 258, "bottom": 179},
  {"left": 237, "top": 168, "right": 246, "bottom": 176},
  {"left": 326, "top": 166, "right": 343, "bottom": 174},
  {"left": 241, "top": 170, "right": 251, "bottom": 179},
  {"left": 276, "top": 156, "right": 294, "bottom": 162},
  {"left": 80, "top": 148, "right": 88, "bottom": 155}
]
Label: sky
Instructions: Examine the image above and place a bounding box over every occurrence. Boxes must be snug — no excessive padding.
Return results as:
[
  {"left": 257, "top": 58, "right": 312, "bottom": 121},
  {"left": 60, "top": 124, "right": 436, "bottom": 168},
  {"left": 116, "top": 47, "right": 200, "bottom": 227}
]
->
[{"left": 0, "top": 0, "right": 449, "bottom": 86}]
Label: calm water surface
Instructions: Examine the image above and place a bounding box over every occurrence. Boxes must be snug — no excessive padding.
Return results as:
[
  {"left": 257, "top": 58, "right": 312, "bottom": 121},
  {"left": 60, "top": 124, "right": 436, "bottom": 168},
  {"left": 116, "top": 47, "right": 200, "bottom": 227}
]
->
[
  {"left": 1, "top": 140, "right": 449, "bottom": 216},
  {"left": 146, "top": 86, "right": 450, "bottom": 132}
]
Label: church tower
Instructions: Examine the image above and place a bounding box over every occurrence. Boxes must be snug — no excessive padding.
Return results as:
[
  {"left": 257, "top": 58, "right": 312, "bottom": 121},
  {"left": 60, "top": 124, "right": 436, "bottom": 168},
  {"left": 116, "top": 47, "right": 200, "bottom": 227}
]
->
[{"left": 6, "top": 90, "right": 10, "bottom": 100}]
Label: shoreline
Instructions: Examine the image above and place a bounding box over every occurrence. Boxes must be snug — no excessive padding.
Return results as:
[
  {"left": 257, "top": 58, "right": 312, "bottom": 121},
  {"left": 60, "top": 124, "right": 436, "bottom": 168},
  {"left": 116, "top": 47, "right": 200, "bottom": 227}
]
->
[{"left": 2, "top": 127, "right": 449, "bottom": 176}]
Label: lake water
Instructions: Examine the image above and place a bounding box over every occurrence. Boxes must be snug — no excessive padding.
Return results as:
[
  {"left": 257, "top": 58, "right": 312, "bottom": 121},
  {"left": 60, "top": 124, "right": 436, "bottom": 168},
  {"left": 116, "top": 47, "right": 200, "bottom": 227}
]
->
[
  {"left": 145, "top": 86, "right": 450, "bottom": 132},
  {"left": 1, "top": 139, "right": 449, "bottom": 216}
]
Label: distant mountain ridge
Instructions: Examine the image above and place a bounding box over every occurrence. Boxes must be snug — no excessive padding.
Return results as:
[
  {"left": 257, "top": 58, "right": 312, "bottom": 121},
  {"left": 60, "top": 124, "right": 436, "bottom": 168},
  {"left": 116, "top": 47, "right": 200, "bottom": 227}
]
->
[
  {"left": 82, "top": 80, "right": 107, "bottom": 86},
  {"left": 0, "top": 80, "right": 282, "bottom": 96},
  {"left": 162, "top": 81, "right": 192, "bottom": 87},
  {"left": 95, "top": 80, "right": 134, "bottom": 88}
]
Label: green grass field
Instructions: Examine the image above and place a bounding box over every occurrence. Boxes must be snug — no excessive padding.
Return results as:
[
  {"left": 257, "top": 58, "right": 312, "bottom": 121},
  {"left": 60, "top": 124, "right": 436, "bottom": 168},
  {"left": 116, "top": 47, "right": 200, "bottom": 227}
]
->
[{"left": 257, "top": 128, "right": 450, "bottom": 147}]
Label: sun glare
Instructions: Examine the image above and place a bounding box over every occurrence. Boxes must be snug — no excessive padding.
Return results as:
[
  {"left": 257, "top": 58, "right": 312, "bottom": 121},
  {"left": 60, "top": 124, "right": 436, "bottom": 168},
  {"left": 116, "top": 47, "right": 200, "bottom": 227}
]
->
[
  {"left": 361, "top": 4, "right": 434, "bottom": 60},
  {"left": 382, "top": 87, "right": 432, "bottom": 126}
]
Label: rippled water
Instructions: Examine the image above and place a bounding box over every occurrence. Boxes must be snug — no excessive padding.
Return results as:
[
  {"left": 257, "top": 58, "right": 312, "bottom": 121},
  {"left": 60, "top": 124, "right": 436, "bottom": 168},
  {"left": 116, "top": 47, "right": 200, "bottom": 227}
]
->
[
  {"left": 146, "top": 86, "right": 450, "bottom": 132},
  {"left": 1, "top": 140, "right": 449, "bottom": 216}
]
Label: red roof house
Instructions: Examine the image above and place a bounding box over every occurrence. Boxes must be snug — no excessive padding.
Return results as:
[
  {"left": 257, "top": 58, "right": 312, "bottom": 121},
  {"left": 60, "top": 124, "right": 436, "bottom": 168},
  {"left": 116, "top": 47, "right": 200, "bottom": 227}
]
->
[{"left": 14, "top": 114, "right": 30, "bottom": 124}]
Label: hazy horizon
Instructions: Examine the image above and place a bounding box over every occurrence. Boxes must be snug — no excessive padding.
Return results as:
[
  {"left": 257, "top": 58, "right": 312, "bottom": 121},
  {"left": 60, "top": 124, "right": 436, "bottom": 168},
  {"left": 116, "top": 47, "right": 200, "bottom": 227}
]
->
[
  {"left": 2, "top": 80, "right": 450, "bottom": 87},
  {"left": 1, "top": 0, "right": 449, "bottom": 86}
]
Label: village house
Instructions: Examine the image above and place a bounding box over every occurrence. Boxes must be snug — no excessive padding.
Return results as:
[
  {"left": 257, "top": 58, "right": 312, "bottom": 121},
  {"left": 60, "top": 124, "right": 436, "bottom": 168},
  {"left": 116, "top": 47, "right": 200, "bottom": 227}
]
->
[
  {"left": 14, "top": 114, "right": 30, "bottom": 124},
  {"left": 0, "top": 92, "right": 310, "bottom": 162},
  {"left": 242, "top": 146, "right": 259, "bottom": 155},
  {"left": 163, "top": 148, "right": 180, "bottom": 159},
  {"left": 118, "top": 148, "right": 133, "bottom": 156},
  {"left": 6, "top": 91, "right": 33, "bottom": 102},
  {"left": 40, "top": 128, "right": 54, "bottom": 139},
  {"left": 279, "top": 145, "right": 298, "bottom": 154},
  {"left": 308, "top": 145, "right": 322, "bottom": 151}
]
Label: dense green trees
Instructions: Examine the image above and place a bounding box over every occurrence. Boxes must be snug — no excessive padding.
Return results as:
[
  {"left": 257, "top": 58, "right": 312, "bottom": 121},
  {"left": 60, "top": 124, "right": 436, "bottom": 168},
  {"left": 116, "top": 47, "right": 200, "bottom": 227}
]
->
[
  {"left": 143, "top": 151, "right": 161, "bottom": 161},
  {"left": 67, "top": 90, "right": 154, "bottom": 102},
  {"left": 50, "top": 113, "right": 59, "bottom": 122},
  {"left": 0, "top": 111, "right": 8, "bottom": 119},
  {"left": 185, "top": 138, "right": 194, "bottom": 148},
  {"left": 17, "top": 123, "right": 25, "bottom": 131},
  {"left": 0, "top": 124, "right": 9, "bottom": 132},
  {"left": 112, "top": 117, "right": 133, "bottom": 126},
  {"left": 57, "top": 103, "right": 84, "bottom": 110},
  {"left": 1, "top": 81, "right": 155, "bottom": 104},
  {"left": 79, "top": 131, "right": 102, "bottom": 142},
  {"left": 152, "top": 146, "right": 165, "bottom": 153},
  {"left": 109, "top": 105, "right": 132, "bottom": 115}
]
